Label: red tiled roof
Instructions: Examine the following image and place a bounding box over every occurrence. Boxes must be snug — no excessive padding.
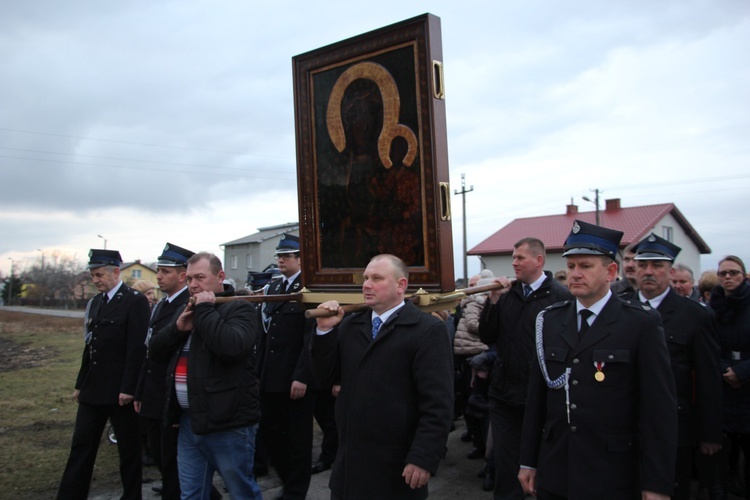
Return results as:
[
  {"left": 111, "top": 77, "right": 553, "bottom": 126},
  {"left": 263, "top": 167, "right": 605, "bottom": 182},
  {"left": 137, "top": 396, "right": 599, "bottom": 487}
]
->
[{"left": 468, "top": 202, "right": 710, "bottom": 256}]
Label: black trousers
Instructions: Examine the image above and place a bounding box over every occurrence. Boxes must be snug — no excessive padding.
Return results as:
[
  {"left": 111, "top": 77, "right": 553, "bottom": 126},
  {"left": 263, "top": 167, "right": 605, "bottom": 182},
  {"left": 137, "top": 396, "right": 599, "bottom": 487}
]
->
[
  {"left": 313, "top": 389, "right": 339, "bottom": 465},
  {"left": 141, "top": 416, "right": 181, "bottom": 500},
  {"left": 57, "top": 401, "right": 142, "bottom": 500},
  {"left": 260, "top": 391, "right": 315, "bottom": 500},
  {"left": 489, "top": 401, "right": 526, "bottom": 500}
]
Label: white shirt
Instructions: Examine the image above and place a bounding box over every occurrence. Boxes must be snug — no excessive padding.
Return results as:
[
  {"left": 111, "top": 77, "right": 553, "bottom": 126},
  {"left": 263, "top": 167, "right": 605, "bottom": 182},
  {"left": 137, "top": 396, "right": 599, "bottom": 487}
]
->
[{"left": 576, "top": 289, "right": 612, "bottom": 329}]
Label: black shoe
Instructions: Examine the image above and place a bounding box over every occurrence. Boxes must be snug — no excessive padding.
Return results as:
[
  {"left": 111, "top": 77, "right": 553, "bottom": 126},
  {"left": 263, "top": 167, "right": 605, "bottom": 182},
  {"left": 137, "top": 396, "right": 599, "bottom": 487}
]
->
[
  {"left": 460, "top": 431, "right": 473, "bottom": 442},
  {"left": 482, "top": 471, "right": 495, "bottom": 491},
  {"left": 312, "top": 459, "right": 332, "bottom": 474},
  {"left": 151, "top": 485, "right": 163, "bottom": 494},
  {"left": 466, "top": 447, "right": 485, "bottom": 459}
]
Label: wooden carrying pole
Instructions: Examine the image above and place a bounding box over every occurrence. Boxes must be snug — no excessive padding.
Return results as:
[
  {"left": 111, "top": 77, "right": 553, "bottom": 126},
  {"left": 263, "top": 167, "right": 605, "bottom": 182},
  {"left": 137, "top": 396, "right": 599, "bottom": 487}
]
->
[{"left": 304, "top": 281, "right": 509, "bottom": 319}]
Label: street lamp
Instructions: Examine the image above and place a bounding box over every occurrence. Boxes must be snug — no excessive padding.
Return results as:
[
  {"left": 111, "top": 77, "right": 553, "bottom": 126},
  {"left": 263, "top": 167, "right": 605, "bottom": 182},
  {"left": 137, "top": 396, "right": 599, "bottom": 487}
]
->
[{"left": 97, "top": 234, "right": 108, "bottom": 249}]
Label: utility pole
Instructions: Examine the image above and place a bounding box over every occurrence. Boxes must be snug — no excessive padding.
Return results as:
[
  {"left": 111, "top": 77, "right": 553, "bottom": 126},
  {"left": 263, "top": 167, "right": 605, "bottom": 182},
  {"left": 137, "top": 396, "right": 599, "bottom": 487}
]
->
[
  {"left": 454, "top": 173, "right": 474, "bottom": 285},
  {"left": 583, "top": 188, "right": 601, "bottom": 226},
  {"left": 38, "top": 249, "right": 44, "bottom": 307},
  {"left": 97, "top": 234, "right": 108, "bottom": 249},
  {"left": 7, "top": 257, "right": 13, "bottom": 306}
]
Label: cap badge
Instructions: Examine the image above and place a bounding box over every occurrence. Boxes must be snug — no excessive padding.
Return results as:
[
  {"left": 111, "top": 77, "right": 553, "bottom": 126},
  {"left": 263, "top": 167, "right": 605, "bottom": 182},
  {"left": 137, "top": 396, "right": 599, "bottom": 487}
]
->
[
  {"left": 648, "top": 234, "right": 656, "bottom": 242},
  {"left": 572, "top": 221, "right": 580, "bottom": 234}
]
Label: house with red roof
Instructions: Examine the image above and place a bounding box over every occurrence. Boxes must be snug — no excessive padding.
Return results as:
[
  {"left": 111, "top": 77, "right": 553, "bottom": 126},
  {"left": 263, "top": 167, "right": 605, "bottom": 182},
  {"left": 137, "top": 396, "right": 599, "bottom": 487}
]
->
[{"left": 468, "top": 198, "right": 711, "bottom": 278}]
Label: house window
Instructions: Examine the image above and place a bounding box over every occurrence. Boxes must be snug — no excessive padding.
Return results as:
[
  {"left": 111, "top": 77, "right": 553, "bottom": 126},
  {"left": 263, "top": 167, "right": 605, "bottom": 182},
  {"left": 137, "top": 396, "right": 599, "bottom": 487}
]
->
[
  {"left": 231, "top": 255, "right": 238, "bottom": 269},
  {"left": 247, "top": 254, "right": 253, "bottom": 269},
  {"left": 662, "top": 226, "right": 673, "bottom": 242},
  {"left": 131, "top": 269, "right": 142, "bottom": 278}
]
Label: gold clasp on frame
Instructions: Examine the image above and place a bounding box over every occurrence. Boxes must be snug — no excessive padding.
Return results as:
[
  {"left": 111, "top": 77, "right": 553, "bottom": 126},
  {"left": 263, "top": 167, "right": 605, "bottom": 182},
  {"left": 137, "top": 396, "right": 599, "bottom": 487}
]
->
[{"left": 433, "top": 61, "right": 445, "bottom": 99}]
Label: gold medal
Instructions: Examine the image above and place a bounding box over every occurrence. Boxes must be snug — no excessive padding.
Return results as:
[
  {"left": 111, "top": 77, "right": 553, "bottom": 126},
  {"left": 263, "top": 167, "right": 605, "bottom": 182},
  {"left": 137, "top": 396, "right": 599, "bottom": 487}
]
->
[{"left": 595, "top": 371, "right": 605, "bottom": 382}]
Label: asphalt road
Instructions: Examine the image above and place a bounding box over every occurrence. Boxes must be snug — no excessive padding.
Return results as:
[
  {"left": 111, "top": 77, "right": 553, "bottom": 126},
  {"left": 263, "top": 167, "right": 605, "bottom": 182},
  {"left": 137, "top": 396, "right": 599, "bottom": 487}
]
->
[{"left": 88, "top": 419, "right": 491, "bottom": 500}]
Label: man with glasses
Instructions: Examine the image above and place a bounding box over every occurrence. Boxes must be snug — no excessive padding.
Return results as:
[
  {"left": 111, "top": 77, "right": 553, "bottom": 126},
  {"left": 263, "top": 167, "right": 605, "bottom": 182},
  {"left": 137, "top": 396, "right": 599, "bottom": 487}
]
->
[{"left": 258, "top": 234, "right": 316, "bottom": 499}]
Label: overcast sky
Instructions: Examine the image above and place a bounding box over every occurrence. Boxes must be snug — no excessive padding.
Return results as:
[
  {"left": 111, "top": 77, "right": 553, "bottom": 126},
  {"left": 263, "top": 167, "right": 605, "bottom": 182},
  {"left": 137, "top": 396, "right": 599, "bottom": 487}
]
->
[{"left": 1, "top": 0, "right": 748, "bottom": 280}]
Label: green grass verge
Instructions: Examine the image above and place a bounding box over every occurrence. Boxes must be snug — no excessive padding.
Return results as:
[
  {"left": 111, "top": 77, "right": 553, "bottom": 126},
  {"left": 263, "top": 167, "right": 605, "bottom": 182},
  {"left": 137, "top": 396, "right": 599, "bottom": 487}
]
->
[{"left": 0, "top": 311, "right": 123, "bottom": 498}]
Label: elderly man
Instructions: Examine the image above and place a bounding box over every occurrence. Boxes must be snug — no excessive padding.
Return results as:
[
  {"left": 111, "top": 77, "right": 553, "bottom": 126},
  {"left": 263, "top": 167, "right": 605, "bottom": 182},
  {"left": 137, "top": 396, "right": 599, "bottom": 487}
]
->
[
  {"left": 149, "top": 252, "right": 262, "bottom": 499},
  {"left": 624, "top": 234, "right": 722, "bottom": 499},
  {"left": 312, "top": 254, "right": 453, "bottom": 499},
  {"left": 478, "top": 237, "right": 572, "bottom": 499},
  {"left": 519, "top": 220, "right": 678, "bottom": 499},
  {"left": 57, "top": 249, "right": 150, "bottom": 500}
]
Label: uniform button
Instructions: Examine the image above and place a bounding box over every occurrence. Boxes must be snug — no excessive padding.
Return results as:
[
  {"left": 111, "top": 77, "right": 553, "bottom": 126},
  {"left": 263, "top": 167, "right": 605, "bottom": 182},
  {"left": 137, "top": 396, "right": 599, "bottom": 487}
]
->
[
  {"left": 573, "top": 358, "right": 579, "bottom": 364},
  {"left": 571, "top": 426, "right": 577, "bottom": 432},
  {"left": 571, "top": 404, "right": 577, "bottom": 410},
  {"left": 572, "top": 380, "right": 579, "bottom": 386},
  {"left": 608, "top": 354, "right": 614, "bottom": 360},
  {"left": 678, "top": 405, "right": 683, "bottom": 411},
  {"left": 93, "top": 361, "right": 98, "bottom": 365},
  {"left": 551, "top": 352, "right": 556, "bottom": 358}
]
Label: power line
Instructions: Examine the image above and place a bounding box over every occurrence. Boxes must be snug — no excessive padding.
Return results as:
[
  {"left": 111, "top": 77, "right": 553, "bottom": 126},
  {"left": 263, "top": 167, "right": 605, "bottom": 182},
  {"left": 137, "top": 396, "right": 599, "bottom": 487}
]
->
[
  {"left": 0, "top": 154, "right": 296, "bottom": 181},
  {"left": 0, "top": 126, "right": 291, "bottom": 159},
  {"left": 0, "top": 147, "right": 292, "bottom": 175}
]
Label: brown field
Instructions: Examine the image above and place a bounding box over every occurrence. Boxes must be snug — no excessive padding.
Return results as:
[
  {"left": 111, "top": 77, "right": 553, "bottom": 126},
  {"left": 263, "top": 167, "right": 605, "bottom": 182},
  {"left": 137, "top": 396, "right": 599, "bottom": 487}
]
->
[{"left": 0, "top": 311, "right": 123, "bottom": 499}]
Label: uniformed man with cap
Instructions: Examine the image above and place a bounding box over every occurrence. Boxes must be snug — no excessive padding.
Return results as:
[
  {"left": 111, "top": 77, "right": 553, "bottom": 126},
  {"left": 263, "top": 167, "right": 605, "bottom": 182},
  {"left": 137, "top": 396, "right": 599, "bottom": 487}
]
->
[
  {"left": 57, "top": 249, "right": 150, "bottom": 500},
  {"left": 623, "top": 233, "right": 722, "bottom": 500},
  {"left": 134, "top": 243, "right": 195, "bottom": 500},
  {"left": 258, "top": 234, "right": 317, "bottom": 499},
  {"left": 247, "top": 269, "right": 282, "bottom": 295},
  {"left": 519, "top": 220, "right": 678, "bottom": 500}
]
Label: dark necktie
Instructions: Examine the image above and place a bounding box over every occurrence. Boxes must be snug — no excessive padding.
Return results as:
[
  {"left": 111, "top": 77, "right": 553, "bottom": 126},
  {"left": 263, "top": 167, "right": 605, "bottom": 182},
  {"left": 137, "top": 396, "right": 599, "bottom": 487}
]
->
[
  {"left": 523, "top": 284, "right": 533, "bottom": 297},
  {"left": 102, "top": 293, "right": 109, "bottom": 305},
  {"left": 578, "top": 309, "right": 594, "bottom": 339},
  {"left": 644, "top": 300, "right": 652, "bottom": 308},
  {"left": 371, "top": 317, "right": 382, "bottom": 339},
  {"left": 283, "top": 279, "right": 291, "bottom": 293}
]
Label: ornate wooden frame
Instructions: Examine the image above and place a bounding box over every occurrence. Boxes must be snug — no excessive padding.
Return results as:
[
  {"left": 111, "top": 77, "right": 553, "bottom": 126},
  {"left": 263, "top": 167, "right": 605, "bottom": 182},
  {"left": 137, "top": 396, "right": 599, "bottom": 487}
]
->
[{"left": 292, "top": 13, "right": 454, "bottom": 292}]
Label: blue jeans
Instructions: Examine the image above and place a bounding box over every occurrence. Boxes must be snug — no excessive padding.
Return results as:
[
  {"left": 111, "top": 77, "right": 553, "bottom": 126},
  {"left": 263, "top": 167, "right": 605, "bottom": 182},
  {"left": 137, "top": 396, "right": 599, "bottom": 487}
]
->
[{"left": 178, "top": 412, "right": 262, "bottom": 500}]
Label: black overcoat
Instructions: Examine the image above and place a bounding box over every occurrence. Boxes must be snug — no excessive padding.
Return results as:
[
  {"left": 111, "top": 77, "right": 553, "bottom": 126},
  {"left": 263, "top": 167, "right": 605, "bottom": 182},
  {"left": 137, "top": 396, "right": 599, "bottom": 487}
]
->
[
  {"left": 76, "top": 284, "right": 150, "bottom": 404},
  {"left": 259, "top": 276, "right": 315, "bottom": 391},
  {"left": 135, "top": 288, "right": 190, "bottom": 419},
  {"left": 623, "top": 288, "right": 722, "bottom": 445},
  {"left": 310, "top": 301, "right": 454, "bottom": 499}
]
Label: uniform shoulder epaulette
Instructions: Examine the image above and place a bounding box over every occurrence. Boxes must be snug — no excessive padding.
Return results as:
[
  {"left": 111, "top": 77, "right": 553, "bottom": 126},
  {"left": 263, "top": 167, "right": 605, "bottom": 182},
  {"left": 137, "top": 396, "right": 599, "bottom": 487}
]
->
[
  {"left": 622, "top": 300, "right": 653, "bottom": 313},
  {"left": 544, "top": 300, "right": 571, "bottom": 311}
]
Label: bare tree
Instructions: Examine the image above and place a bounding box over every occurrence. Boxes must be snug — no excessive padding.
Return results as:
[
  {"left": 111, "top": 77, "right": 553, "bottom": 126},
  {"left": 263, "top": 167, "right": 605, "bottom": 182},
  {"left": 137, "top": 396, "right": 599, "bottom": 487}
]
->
[{"left": 23, "top": 251, "right": 86, "bottom": 308}]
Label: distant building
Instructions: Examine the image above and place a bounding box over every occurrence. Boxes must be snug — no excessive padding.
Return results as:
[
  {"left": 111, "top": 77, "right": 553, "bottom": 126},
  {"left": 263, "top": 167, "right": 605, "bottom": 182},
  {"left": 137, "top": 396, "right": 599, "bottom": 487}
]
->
[
  {"left": 468, "top": 198, "right": 711, "bottom": 277},
  {"left": 221, "top": 222, "right": 299, "bottom": 289},
  {"left": 120, "top": 260, "right": 157, "bottom": 287}
]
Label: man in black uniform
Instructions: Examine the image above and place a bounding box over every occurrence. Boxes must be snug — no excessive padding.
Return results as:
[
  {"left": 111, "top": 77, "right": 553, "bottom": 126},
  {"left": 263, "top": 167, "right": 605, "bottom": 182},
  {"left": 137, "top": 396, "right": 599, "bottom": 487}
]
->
[
  {"left": 258, "top": 234, "right": 316, "bottom": 499},
  {"left": 134, "top": 242, "right": 194, "bottom": 499},
  {"left": 519, "top": 220, "right": 678, "bottom": 500},
  {"left": 478, "top": 237, "right": 572, "bottom": 499},
  {"left": 57, "top": 249, "right": 150, "bottom": 500},
  {"left": 625, "top": 233, "right": 722, "bottom": 499}
]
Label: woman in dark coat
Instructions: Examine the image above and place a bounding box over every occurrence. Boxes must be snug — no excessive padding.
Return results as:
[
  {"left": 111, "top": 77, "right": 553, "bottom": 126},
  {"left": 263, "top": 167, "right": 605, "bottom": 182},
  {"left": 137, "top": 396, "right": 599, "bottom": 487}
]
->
[{"left": 711, "top": 255, "right": 750, "bottom": 498}]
